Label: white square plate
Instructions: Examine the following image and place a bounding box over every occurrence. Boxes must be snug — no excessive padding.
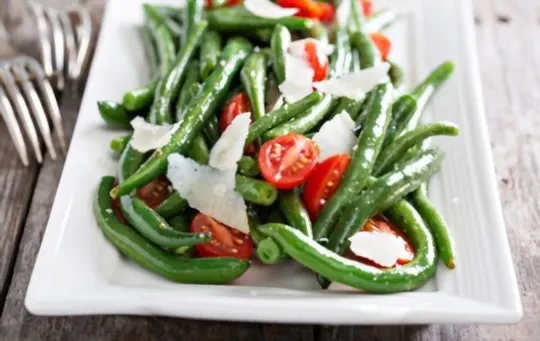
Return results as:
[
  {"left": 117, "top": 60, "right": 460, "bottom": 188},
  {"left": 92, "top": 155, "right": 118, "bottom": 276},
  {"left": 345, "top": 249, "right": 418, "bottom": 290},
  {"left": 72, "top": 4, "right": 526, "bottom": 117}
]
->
[{"left": 25, "top": 0, "right": 522, "bottom": 324}]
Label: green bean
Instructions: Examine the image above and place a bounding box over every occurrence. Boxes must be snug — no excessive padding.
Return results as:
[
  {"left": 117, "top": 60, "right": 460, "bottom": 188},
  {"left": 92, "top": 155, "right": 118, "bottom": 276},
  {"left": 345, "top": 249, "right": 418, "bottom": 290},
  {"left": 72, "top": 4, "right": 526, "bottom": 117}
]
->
[
  {"left": 120, "top": 196, "right": 211, "bottom": 248},
  {"left": 199, "top": 31, "right": 223, "bottom": 80},
  {"left": 375, "top": 122, "right": 459, "bottom": 175},
  {"left": 208, "top": 7, "right": 314, "bottom": 32},
  {"left": 122, "top": 80, "right": 158, "bottom": 112},
  {"left": 350, "top": 30, "right": 380, "bottom": 68},
  {"left": 182, "top": 0, "right": 204, "bottom": 43},
  {"left": 349, "top": 0, "right": 367, "bottom": 32},
  {"left": 279, "top": 191, "right": 313, "bottom": 238},
  {"left": 97, "top": 101, "right": 132, "bottom": 127},
  {"left": 203, "top": 114, "right": 221, "bottom": 147},
  {"left": 148, "top": 21, "right": 207, "bottom": 124},
  {"left": 381, "top": 94, "right": 417, "bottom": 148},
  {"left": 257, "top": 237, "right": 287, "bottom": 264},
  {"left": 245, "top": 92, "right": 324, "bottom": 146},
  {"left": 270, "top": 25, "right": 291, "bottom": 84},
  {"left": 388, "top": 60, "right": 405, "bottom": 89},
  {"left": 241, "top": 51, "right": 267, "bottom": 121},
  {"left": 329, "top": 28, "right": 352, "bottom": 78},
  {"left": 110, "top": 135, "right": 131, "bottom": 154},
  {"left": 237, "top": 156, "right": 260, "bottom": 177},
  {"left": 187, "top": 134, "right": 210, "bottom": 165},
  {"left": 312, "top": 83, "right": 393, "bottom": 241},
  {"left": 263, "top": 95, "right": 335, "bottom": 140},
  {"left": 168, "top": 213, "right": 195, "bottom": 256},
  {"left": 236, "top": 175, "right": 278, "bottom": 206},
  {"left": 410, "top": 185, "right": 456, "bottom": 269},
  {"left": 155, "top": 192, "right": 188, "bottom": 219},
  {"left": 95, "top": 176, "right": 250, "bottom": 284},
  {"left": 143, "top": 6, "right": 176, "bottom": 77},
  {"left": 177, "top": 82, "right": 202, "bottom": 122},
  {"left": 407, "top": 61, "right": 455, "bottom": 131}
]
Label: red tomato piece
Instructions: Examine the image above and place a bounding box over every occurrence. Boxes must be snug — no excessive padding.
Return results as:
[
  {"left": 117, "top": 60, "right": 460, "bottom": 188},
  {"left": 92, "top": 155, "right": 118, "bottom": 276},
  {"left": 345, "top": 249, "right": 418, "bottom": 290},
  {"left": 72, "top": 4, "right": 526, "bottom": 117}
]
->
[
  {"left": 190, "top": 213, "right": 254, "bottom": 259},
  {"left": 302, "top": 154, "right": 350, "bottom": 218},
  {"left": 345, "top": 216, "right": 415, "bottom": 268},
  {"left": 258, "top": 133, "right": 320, "bottom": 190},
  {"left": 220, "top": 92, "right": 256, "bottom": 153},
  {"left": 136, "top": 175, "right": 171, "bottom": 209},
  {"left": 319, "top": 3, "right": 335, "bottom": 23},
  {"left": 304, "top": 40, "right": 329, "bottom": 81},
  {"left": 370, "top": 32, "right": 392, "bottom": 61},
  {"left": 220, "top": 92, "right": 251, "bottom": 132},
  {"left": 278, "top": 0, "right": 324, "bottom": 19},
  {"left": 361, "top": 0, "right": 374, "bottom": 17}
]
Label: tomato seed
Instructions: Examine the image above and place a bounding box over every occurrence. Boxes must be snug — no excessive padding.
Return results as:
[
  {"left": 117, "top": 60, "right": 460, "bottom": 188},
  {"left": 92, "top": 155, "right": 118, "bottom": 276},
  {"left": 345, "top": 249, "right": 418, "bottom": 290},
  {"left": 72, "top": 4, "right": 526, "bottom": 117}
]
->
[
  {"left": 234, "top": 238, "right": 244, "bottom": 244},
  {"left": 327, "top": 181, "right": 334, "bottom": 187},
  {"left": 232, "top": 248, "right": 238, "bottom": 253}
]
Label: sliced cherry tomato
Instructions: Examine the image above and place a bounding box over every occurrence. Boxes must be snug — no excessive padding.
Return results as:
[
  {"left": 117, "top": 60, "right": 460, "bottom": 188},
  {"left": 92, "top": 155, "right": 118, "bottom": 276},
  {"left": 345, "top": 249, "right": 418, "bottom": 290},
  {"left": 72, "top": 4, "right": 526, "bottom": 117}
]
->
[
  {"left": 136, "top": 175, "right": 171, "bottom": 209},
  {"left": 302, "top": 154, "right": 350, "bottom": 218},
  {"left": 258, "top": 133, "right": 319, "bottom": 190},
  {"left": 190, "top": 213, "right": 254, "bottom": 259},
  {"left": 361, "top": 0, "right": 374, "bottom": 17},
  {"left": 220, "top": 92, "right": 251, "bottom": 132},
  {"left": 304, "top": 40, "right": 329, "bottom": 81},
  {"left": 278, "top": 0, "right": 324, "bottom": 19},
  {"left": 345, "top": 216, "right": 415, "bottom": 268},
  {"left": 319, "top": 3, "right": 335, "bottom": 23},
  {"left": 370, "top": 32, "right": 392, "bottom": 61},
  {"left": 220, "top": 92, "right": 256, "bottom": 153}
]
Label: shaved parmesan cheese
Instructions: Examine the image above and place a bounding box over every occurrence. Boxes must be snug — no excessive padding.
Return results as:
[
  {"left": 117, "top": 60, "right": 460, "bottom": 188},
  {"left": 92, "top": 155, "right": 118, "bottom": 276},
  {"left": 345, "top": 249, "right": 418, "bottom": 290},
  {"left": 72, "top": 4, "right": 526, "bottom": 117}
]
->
[
  {"left": 244, "top": 0, "right": 298, "bottom": 19},
  {"left": 348, "top": 231, "right": 409, "bottom": 268},
  {"left": 313, "top": 63, "right": 391, "bottom": 100},
  {"left": 209, "top": 112, "right": 251, "bottom": 171},
  {"left": 335, "top": 0, "right": 351, "bottom": 28},
  {"left": 279, "top": 53, "right": 314, "bottom": 102},
  {"left": 167, "top": 154, "right": 250, "bottom": 234},
  {"left": 288, "top": 38, "right": 334, "bottom": 64},
  {"left": 130, "top": 117, "right": 177, "bottom": 153},
  {"left": 312, "top": 111, "right": 357, "bottom": 161}
]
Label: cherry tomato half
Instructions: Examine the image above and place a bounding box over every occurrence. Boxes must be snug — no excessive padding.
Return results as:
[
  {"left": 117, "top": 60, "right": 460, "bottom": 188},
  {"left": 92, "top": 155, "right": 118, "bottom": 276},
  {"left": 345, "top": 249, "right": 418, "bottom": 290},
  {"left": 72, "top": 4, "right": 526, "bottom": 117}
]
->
[
  {"left": 319, "top": 3, "right": 335, "bottom": 23},
  {"left": 190, "top": 213, "right": 254, "bottom": 259},
  {"left": 220, "top": 92, "right": 256, "bottom": 153},
  {"left": 361, "top": 0, "right": 374, "bottom": 17},
  {"left": 258, "top": 133, "right": 320, "bottom": 190},
  {"left": 302, "top": 154, "right": 350, "bottom": 218},
  {"left": 220, "top": 92, "right": 251, "bottom": 132},
  {"left": 370, "top": 32, "right": 392, "bottom": 61},
  {"left": 278, "top": 0, "right": 324, "bottom": 19},
  {"left": 345, "top": 216, "right": 415, "bottom": 268},
  {"left": 304, "top": 40, "right": 329, "bottom": 82},
  {"left": 136, "top": 175, "right": 171, "bottom": 209}
]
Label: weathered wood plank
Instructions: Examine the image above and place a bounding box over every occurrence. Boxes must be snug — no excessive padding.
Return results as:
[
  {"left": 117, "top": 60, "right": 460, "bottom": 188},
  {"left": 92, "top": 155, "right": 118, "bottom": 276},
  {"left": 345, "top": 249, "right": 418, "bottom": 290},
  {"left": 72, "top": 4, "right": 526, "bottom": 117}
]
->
[{"left": 0, "top": 128, "right": 40, "bottom": 313}]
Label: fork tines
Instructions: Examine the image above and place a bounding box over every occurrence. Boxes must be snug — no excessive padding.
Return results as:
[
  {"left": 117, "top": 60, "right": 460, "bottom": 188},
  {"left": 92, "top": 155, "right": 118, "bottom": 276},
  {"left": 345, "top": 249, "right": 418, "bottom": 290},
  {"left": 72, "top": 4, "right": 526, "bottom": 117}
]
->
[{"left": 0, "top": 57, "right": 65, "bottom": 166}]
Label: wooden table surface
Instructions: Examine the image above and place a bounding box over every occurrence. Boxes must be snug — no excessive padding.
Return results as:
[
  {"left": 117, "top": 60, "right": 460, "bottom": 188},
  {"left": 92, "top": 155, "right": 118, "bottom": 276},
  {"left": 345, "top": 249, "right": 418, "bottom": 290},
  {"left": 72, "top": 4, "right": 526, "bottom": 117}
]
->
[{"left": 0, "top": 0, "right": 539, "bottom": 340}]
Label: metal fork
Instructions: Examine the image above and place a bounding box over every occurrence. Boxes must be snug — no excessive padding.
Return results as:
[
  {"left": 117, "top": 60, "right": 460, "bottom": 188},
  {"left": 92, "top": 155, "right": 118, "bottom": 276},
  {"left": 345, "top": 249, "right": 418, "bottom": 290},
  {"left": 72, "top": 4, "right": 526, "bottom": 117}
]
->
[{"left": 0, "top": 2, "right": 93, "bottom": 166}]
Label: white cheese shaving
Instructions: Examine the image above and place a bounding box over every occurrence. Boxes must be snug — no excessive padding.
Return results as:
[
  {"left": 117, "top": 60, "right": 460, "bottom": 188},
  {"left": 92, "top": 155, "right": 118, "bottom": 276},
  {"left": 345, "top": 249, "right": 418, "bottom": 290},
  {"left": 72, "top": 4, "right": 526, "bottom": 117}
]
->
[
  {"left": 348, "top": 231, "right": 409, "bottom": 268},
  {"left": 209, "top": 112, "right": 251, "bottom": 171},
  {"left": 288, "top": 38, "right": 334, "bottom": 65},
  {"left": 335, "top": 0, "right": 351, "bottom": 28},
  {"left": 278, "top": 53, "right": 314, "bottom": 103},
  {"left": 244, "top": 0, "right": 298, "bottom": 19},
  {"left": 129, "top": 117, "right": 177, "bottom": 153},
  {"left": 312, "top": 111, "right": 357, "bottom": 161},
  {"left": 313, "top": 63, "right": 391, "bottom": 100},
  {"left": 167, "top": 154, "right": 250, "bottom": 234}
]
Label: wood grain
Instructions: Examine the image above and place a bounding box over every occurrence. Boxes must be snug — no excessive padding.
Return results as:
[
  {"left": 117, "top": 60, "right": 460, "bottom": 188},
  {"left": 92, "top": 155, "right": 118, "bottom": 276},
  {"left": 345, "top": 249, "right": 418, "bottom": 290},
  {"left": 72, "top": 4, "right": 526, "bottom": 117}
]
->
[{"left": 0, "top": 0, "right": 539, "bottom": 340}]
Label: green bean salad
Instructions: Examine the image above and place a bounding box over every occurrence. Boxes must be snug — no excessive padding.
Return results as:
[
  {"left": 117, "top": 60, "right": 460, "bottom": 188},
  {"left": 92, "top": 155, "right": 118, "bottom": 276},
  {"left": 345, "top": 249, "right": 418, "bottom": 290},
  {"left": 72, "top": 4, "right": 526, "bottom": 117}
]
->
[{"left": 94, "top": 0, "right": 458, "bottom": 294}]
